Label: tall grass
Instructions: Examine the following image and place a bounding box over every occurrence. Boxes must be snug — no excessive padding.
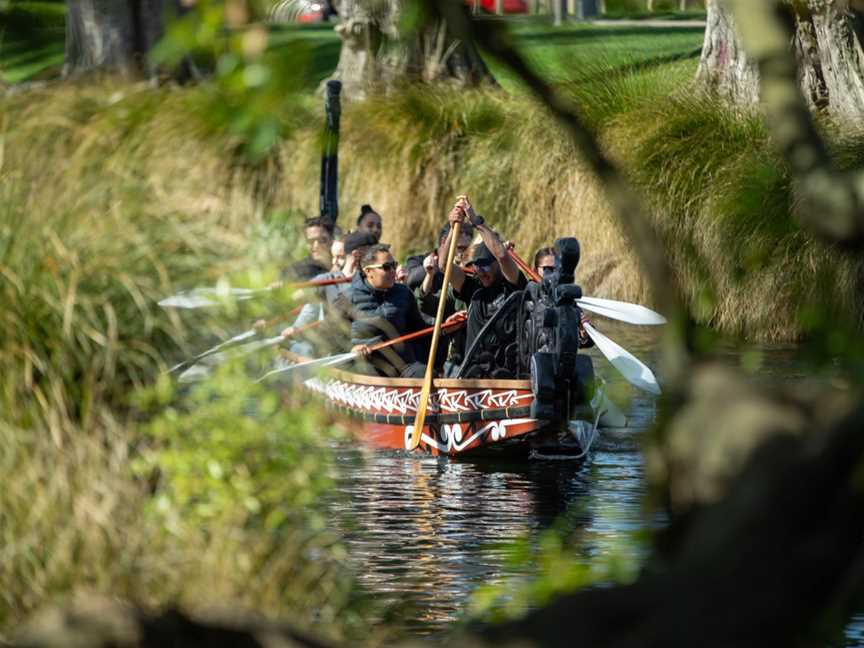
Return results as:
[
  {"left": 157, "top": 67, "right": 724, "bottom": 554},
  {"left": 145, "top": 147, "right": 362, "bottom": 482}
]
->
[
  {"left": 0, "top": 80, "right": 366, "bottom": 637},
  {"left": 274, "top": 60, "right": 863, "bottom": 342}
]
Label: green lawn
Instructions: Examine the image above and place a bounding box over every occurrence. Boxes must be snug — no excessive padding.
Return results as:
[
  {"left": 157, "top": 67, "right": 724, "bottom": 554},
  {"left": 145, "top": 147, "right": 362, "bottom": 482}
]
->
[
  {"left": 0, "top": 1, "right": 65, "bottom": 82},
  {"left": 266, "top": 19, "right": 705, "bottom": 93},
  {"left": 1, "top": 4, "right": 704, "bottom": 91}
]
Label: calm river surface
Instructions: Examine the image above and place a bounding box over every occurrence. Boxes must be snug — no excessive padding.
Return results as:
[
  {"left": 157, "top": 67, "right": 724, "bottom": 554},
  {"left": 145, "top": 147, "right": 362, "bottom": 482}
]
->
[{"left": 324, "top": 323, "right": 863, "bottom": 643}]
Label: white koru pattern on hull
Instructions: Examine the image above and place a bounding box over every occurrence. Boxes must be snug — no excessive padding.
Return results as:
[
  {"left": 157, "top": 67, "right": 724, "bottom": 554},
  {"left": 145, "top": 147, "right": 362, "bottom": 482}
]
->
[
  {"left": 304, "top": 378, "right": 532, "bottom": 414},
  {"left": 404, "top": 419, "right": 535, "bottom": 453}
]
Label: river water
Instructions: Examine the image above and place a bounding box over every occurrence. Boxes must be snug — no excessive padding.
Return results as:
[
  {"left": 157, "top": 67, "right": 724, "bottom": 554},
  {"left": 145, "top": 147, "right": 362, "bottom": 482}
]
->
[{"left": 325, "top": 323, "right": 864, "bottom": 643}]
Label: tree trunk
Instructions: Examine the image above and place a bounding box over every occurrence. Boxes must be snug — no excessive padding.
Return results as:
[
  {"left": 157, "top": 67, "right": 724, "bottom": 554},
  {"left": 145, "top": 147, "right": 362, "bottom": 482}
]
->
[
  {"left": 697, "top": 0, "right": 864, "bottom": 123},
  {"left": 695, "top": 0, "right": 760, "bottom": 105},
  {"left": 679, "top": 0, "right": 687, "bottom": 10},
  {"left": 329, "top": 0, "right": 494, "bottom": 100},
  {"left": 64, "top": 0, "right": 167, "bottom": 77}
]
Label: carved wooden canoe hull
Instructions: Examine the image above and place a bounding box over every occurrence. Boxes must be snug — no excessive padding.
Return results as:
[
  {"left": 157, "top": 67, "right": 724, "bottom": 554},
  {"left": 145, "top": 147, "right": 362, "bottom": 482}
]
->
[{"left": 298, "top": 364, "right": 602, "bottom": 458}]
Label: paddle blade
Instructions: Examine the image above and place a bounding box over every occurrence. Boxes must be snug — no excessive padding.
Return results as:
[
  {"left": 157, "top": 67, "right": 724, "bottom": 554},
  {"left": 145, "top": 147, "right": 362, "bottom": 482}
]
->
[
  {"left": 158, "top": 292, "right": 219, "bottom": 309},
  {"left": 577, "top": 297, "right": 666, "bottom": 326},
  {"left": 256, "top": 351, "right": 358, "bottom": 382},
  {"left": 158, "top": 287, "right": 269, "bottom": 309},
  {"left": 178, "top": 363, "right": 212, "bottom": 383},
  {"left": 584, "top": 322, "right": 662, "bottom": 395}
]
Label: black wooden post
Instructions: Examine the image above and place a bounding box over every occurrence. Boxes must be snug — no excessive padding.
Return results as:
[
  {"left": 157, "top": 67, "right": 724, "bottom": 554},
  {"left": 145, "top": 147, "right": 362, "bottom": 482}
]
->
[{"left": 320, "top": 80, "right": 342, "bottom": 227}]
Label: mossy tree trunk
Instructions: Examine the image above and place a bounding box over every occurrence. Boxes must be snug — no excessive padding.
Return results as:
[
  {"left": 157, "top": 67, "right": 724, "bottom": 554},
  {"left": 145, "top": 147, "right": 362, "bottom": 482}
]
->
[
  {"left": 329, "top": 0, "right": 494, "bottom": 100},
  {"left": 64, "top": 0, "right": 167, "bottom": 77},
  {"left": 698, "top": 0, "right": 864, "bottom": 123}
]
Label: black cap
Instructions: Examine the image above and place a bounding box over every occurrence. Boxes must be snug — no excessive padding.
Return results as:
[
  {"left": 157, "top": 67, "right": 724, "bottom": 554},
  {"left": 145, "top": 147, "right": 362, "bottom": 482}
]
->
[
  {"left": 465, "top": 242, "right": 495, "bottom": 266},
  {"left": 344, "top": 230, "right": 378, "bottom": 253}
]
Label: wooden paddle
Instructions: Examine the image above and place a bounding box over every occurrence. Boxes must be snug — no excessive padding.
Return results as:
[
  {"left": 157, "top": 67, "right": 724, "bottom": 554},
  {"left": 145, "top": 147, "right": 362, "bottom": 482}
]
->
[
  {"left": 508, "top": 247, "right": 662, "bottom": 393},
  {"left": 408, "top": 220, "right": 462, "bottom": 451},
  {"left": 256, "top": 312, "right": 467, "bottom": 382},
  {"left": 158, "top": 275, "right": 353, "bottom": 309}
]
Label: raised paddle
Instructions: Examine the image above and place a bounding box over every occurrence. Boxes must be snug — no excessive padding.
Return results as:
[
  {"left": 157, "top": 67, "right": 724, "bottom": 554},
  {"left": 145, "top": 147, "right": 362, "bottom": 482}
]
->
[
  {"left": 506, "top": 249, "right": 665, "bottom": 325},
  {"left": 167, "top": 307, "right": 303, "bottom": 374},
  {"left": 256, "top": 312, "right": 468, "bottom": 382},
  {"left": 507, "top": 247, "right": 662, "bottom": 394},
  {"left": 409, "top": 220, "right": 463, "bottom": 451},
  {"left": 574, "top": 296, "right": 666, "bottom": 326},
  {"left": 178, "top": 319, "right": 324, "bottom": 383},
  {"left": 158, "top": 276, "right": 353, "bottom": 309}
]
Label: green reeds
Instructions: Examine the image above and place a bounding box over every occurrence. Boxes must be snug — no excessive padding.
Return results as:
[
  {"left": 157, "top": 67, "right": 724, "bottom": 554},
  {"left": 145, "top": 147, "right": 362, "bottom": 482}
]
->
[{"left": 0, "top": 80, "right": 364, "bottom": 635}]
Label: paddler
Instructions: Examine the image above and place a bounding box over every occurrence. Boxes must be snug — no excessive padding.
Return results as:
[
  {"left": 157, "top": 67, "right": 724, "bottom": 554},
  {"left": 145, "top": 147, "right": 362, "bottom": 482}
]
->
[{"left": 350, "top": 244, "right": 429, "bottom": 378}]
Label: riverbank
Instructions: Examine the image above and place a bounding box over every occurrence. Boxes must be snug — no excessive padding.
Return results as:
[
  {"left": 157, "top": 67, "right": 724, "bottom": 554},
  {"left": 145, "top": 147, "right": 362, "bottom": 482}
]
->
[{"left": 3, "top": 42, "right": 862, "bottom": 343}]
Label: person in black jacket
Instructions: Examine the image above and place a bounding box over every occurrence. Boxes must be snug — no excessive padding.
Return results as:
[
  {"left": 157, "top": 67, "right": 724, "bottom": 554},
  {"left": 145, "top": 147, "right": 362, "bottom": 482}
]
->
[
  {"left": 350, "top": 244, "right": 428, "bottom": 377},
  {"left": 442, "top": 197, "right": 527, "bottom": 353}
]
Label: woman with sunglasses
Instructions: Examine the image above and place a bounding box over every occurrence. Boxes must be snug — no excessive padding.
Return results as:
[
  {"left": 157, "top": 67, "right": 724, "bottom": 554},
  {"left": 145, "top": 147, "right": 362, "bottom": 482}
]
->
[{"left": 349, "top": 244, "right": 429, "bottom": 378}]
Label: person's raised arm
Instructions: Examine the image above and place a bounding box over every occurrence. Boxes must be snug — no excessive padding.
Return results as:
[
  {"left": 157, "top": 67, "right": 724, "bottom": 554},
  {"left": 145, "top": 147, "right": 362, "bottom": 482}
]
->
[
  {"left": 458, "top": 196, "right": 522, "bottom": 286},
  {"left": 438, "top": 204, "right": 467, "bottom": 292}
]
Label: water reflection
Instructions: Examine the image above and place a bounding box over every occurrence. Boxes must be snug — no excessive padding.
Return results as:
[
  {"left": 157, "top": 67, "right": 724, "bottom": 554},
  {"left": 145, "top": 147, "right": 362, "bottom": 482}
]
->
[{"left": 325, "top": 325, "right": 862, "bottom": 641}]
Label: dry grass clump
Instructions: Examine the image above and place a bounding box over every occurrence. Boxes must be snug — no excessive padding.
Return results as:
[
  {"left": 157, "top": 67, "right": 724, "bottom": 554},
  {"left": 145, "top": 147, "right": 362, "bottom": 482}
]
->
[
  {"left": 0, "top": 79, "right": 272, "bottom": 429},
  {"left": 0, "top": 80, "right": 363, "bottom": 637}
]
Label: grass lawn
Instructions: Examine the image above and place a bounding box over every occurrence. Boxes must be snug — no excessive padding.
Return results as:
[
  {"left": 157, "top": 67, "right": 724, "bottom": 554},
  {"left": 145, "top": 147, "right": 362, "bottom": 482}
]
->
[
  {"left": 0, "top": 1, "right": 65, "bottom": 83},
  {"left": 266, "top": 18, "right": 705, "bottom": 92},
  {"left": 1, "top": 6, "right": 704, "bottom": 90}
]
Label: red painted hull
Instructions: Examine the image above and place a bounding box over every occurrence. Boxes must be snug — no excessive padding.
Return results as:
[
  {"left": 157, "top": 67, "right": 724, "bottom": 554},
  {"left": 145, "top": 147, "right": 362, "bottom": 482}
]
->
[{"left": 298, "top": 364, "right": 599, "bottom": 458}]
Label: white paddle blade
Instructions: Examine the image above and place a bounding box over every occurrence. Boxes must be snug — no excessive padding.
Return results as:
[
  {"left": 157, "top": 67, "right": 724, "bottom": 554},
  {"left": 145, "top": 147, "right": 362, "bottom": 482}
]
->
[
  {"left": 158, "top": 287, "right": 270, "bottom": 310},
  {"left": 158, "top": 292, "right": 219, "bottom": 309},
  {"left": 168, "top": 329, "right": 260, "bottom": 373},
  {"left": 178, "top": 364, "right": 212, "bottom": 383},
  {"left": 577, "top": 296, "right": 666, "bottom": 325},
  {"left": 256, "top": 351, "right": 358, "bottom": 383},
  {"left": 584, "top": 322, "right": 662, "bottom": 395}
]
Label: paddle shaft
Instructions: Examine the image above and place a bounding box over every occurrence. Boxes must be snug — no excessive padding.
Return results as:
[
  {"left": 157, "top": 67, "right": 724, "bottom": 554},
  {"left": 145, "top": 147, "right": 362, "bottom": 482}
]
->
[
  {"left": 409, "top": 221, "right": 462, "bottom": 450},
  {"left": 508, "top": 248, "right": 542, "bottom": 282},
  {"left": 287, "top": 275, "right": 352, "bottom": 290}
]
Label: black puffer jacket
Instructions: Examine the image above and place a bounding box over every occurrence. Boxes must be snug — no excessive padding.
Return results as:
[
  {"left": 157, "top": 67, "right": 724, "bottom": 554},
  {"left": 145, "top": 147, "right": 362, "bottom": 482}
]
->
[{"left": 350, "top": 272, "right": 427, "bottom": 363}]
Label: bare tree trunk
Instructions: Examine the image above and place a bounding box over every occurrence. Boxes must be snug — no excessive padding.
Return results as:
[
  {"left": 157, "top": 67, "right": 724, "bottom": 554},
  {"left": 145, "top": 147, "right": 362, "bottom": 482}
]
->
[
  {"left": 646, "top": 0, "right": 654, "bottom": 11},
  {"left": 64, "top": 0, "right": 167, "bottom": 77},
  {"left": 597, "top": 0, "right": 606, "bottom": 14},
  {"left": 679, "top": 0, "right": 687, "bottom": 10},
  {"left": 329, "top": 0, "right": 494, "bottom": 100},
  {"left": 698, "top": 0, "right": 864, "bottom": 123},
  {"left": 695, "top": 0, "right": 761, "bottom": 105}
]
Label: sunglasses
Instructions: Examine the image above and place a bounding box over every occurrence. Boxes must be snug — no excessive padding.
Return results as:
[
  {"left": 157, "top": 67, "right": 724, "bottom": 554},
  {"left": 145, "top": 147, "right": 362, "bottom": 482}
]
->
[
  {"left": 465, "top": 257, "right": 496, "bottom": 272},
  {"left": 365, "top": 261, "right": 398, "bottom": 272},
  {"left": 539, "top": 265, "right": 556, "bottom": 275}
]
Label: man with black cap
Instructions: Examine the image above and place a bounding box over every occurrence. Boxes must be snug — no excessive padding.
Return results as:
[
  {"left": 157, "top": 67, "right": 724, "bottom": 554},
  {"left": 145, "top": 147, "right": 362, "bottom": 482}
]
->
[{"left": 442, "top": 196, "right": 527, "bottom": 355}]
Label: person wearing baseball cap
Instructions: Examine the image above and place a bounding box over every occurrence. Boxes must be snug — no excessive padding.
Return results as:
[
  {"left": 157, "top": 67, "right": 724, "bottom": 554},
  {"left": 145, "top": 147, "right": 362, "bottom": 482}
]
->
[{"left": 442, "top": 196, "right": 526, "bottom": 356}]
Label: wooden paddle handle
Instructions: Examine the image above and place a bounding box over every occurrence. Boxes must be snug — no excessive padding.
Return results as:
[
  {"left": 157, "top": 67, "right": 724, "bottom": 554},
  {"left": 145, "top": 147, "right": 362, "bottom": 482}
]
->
[
  {"left": 507, "top": 248, "right": 541, "bottom": 283},
  {"left": 369, "top": 313, "right": 466, "bottom": 353},
  {"left": 409, "top": 220, "right": 463, "bottom": 450}
]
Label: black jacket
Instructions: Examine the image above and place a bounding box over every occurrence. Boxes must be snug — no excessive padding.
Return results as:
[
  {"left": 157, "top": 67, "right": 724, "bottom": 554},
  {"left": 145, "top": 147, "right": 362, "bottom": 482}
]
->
[{"left": 350, "top": 274, "right": 428, "bottom": 361}]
